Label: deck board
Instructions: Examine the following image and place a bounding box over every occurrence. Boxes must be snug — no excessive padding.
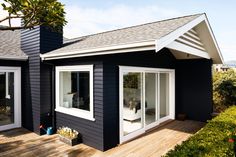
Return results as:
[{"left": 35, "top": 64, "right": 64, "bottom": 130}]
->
[{"left": 0, "top": 120, "right": 205, "bottom": 157}]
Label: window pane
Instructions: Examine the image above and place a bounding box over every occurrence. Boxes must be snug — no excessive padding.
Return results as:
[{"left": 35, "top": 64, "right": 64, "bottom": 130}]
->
[
  {"left": 123, "top": 72, "right": 143, "bottom": 136},
  {"left": 60, "top": 71, "right": 90, "bottom": 111},
  {"left": 145, "top": 73, "right": 156, "bottom": 125},
  {"left": 160, "top": 73, "right": 169, "bottom": 118},
  {"left": 0, "top": 72, "right": 14, "bottom": 126}
]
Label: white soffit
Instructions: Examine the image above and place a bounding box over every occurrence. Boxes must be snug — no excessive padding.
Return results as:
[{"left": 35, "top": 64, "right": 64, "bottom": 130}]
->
[
  {"left": 156, "top": 14, "right": 223, "bottom": 64},
  {"left": 167, "top": 29, "right": 210, "bottom": 59}
]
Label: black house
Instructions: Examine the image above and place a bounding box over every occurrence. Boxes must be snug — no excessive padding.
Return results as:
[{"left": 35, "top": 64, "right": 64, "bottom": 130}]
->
[{"left": 0, "top": 14, "right": 223, "bottom": 151}]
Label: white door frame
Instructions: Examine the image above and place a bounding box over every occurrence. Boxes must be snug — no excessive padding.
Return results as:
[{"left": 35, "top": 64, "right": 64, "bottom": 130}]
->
[
  {"left": 0, "top": 66, "right": 21, "bottom": 131},
  {"left": 119, "top": 66, "right": 175, "bottom": 143}
]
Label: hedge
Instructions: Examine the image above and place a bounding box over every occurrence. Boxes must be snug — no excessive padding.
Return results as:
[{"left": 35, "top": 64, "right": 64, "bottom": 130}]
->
[{"left": 164, "top": 106, "right": 236, "bottom": 157}]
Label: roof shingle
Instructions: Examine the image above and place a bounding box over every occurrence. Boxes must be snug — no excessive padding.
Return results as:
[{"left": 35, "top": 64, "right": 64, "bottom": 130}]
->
[
  {"left": 0, "top": 29, "right": 27, "bottom": 59},
  {"left": 45, "top": 14, "right": 202, "bottom": 56}
]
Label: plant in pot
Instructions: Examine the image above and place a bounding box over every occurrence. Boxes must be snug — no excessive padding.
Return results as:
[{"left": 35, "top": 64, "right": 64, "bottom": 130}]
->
[{"left": 57, "top": 126, "right": 82, "bottom": 146}]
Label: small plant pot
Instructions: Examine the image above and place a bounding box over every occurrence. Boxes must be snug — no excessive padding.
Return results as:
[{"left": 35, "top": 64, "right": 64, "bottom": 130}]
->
[{"left": 58, "top": 135, "right": 81, "bottom": 146}]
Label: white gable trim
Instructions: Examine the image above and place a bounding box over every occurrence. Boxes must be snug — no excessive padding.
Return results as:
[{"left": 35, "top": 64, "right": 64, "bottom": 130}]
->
[
  {"left": 41, "top": 14, "right": 223, "bottom": 63},
  {"left": 0, "top": 56, "right": 28, "bottom": 61},
  {"left": 155, "top": 14, "right": 223, "bottom": 64},
  {"left": 166, "top": 41, "right": 210, "bottom": 59},
  {"left": 41, "top": 41, "right": 155, "bottom": 60},
  {"left": 155, "top": 15, "right": 205, "bottom": 52}
]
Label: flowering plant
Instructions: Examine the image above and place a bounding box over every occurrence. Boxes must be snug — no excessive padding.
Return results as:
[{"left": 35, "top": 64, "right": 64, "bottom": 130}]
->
[
  {"left": 228, "top": 128, "right": 236, "bottom": 145},
  {"left": 57, "top": 126, "right": 79, "bottom": 139}
]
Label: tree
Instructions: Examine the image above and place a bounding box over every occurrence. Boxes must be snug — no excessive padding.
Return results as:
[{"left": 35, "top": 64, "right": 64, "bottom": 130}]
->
[
  {"left": 0, "top": 0, "right": 67, "bottom": 31},
  {"left": 213, "top": 69, "right": 236, "bottom": 112}
]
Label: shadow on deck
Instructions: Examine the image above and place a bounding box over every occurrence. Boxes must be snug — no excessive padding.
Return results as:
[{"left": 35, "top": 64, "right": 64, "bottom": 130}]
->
[{"left": 0, "top": 120, "right": 205, "bottom": 157}]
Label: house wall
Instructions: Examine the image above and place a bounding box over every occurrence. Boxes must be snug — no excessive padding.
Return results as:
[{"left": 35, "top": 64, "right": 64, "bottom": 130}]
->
[
  {"left": 175, "top": 59, "right": 213, "bottom": 121},
  {"left": 102, "top": 49, "right": 176, "bottom": 150},
  {"left": 48, "top": 48, "right": 176, "bottom": 151},
  {"left": 21, "top": 26, "right": 62, "bottom": 134},
  {"left": 50, "top": 59, "right": 104, "bottom": 150}
]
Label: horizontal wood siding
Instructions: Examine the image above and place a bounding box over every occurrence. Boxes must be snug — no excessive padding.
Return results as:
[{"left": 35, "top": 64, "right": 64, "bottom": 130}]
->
[
  {"left": 21, "top": 27, "right": 41, "bottom": 134},
  {"left": 39, "top": 27, "right": 62, "bottom": 131},
  {"left": 21, "top": 26, "right": 63, "bottom": 134},
  {"left": 175, "top": 59, "right": 213, "bottom": 122},
  {"left": 50, "top": 58, "right": 104, "bottom": 150},
  {"left": 102, "top": 49, "right": 177, "bottom": 150}
]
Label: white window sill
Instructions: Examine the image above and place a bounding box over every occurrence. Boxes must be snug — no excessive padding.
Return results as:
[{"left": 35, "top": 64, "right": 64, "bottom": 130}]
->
[{"left": 55, "top": 107, "right": 95, "bottom": 121}]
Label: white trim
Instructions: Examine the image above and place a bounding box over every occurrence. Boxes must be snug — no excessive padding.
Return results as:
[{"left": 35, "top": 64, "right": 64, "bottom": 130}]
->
[
  {"left": 181, "top": 34, "right": 204, "bottom": 46},
  {"left": 119, "top": 66, "right": 175, "bottom": 143},
  {"left": 176, "top": 38, "right": 206, "bottom": 51},
  {"left": 167, "top": 41, "right": 210, "bottom": 59},
  {"left": 190, "top": 29, "right": 198, "bottom": 35},
  {"left": 203, "top": 15, "right": 224, "bottom": 63},
  {"left": 185, "top": 31, "right": 201, "bottom": 41},
  {"left": 155, "top": 14, "right": 206, "bottom": 52},
  {"left": 0, "top": 56, "right": 28, "bottom": 61},
  {"left": 0, "top": 66, "right": 21, "bottom": 131},
  {"left": 55, "top": 65, "right": 94, "bottom": 121},
  {"left": 41, "top": 41, "right": 155, "bottom": 60}
]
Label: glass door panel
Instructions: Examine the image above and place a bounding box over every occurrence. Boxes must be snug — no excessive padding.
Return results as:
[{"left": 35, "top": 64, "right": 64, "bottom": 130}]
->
[
  {"left": 123, "top": 72, "right": 143, "bottom": 136},
  {"left": 145, "top": 73, "right": 157, "bottom": 126},
  {"left": 160, "top": 73, "right": 169, "bottom": 118},
  {"left": 0, "top": 72, "right": 15, "bottom": 126}
]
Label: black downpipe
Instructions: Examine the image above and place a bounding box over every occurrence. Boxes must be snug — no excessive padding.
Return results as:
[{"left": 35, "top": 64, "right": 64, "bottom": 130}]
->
[{"left": 51, "top": 65, "right": 55, "bottom": 131}]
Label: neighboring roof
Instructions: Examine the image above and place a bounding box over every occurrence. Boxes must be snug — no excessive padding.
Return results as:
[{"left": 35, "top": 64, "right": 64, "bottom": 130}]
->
[
  {"left": 0, "top": 28, "right": 28, "bottom": 60},
  {"left": 41, "top": 13, "right": 223, "bottom": 64}
]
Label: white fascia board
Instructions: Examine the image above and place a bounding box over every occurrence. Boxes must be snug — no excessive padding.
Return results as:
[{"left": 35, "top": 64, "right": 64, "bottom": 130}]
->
[
  {"left": 41, "top": 40, "right": 156, "bottom": 60},
  {"left": 0, "top": 56, "right": 28, "bottom": 61},
  {"left": 167, "top": 41, "right": 210, "bottom": 59},
  {"left": 203, "top": 15, "right": 224, "bottom": 64},
  {"left": 42, "top": 45, "right": 155, "bottom": 60},
  {"left": 155, "top": 14, "right": 206, "bottom": 52}
]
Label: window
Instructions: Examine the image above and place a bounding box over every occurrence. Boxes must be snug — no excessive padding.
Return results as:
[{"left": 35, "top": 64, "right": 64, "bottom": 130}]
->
[{"left": 55, "top": 65, "right": 94, "bottom": 121}]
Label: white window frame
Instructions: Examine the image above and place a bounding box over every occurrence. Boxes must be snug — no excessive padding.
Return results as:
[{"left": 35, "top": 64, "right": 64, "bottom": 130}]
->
[
  {"left": 0, "top": 66, "right": 21, "bottom": 131},
  {"left": 55, "top": 65, "right": 94, "bottom": 121}
]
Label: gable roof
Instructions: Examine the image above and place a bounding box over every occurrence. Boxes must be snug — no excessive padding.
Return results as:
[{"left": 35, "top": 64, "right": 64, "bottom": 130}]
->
[
  {"left": 41, "top": 13, "right": 223, "bottom": 64},
  {"left": 0, "top": 28, "right": 28, "bottom": 60}
]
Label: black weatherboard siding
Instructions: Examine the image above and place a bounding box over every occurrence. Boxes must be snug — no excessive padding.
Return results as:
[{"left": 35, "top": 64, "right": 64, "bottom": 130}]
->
[
  {"left": 175, "top": 59, "right": 213, "bottom": 122},
  {"left": 21, "top": 26, "right": 62, "bottom": 134},
  {"left": 48, "top": 49, "right": 177, "bottom": 151}
]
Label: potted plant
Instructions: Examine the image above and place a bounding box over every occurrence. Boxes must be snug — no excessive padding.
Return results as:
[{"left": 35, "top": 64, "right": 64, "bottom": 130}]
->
[
  {"left": 57, "top": 126, "right": 82, "bottom": 146},
  {"left": 228, "top": 129, "right": 236, "bottom": 153}
]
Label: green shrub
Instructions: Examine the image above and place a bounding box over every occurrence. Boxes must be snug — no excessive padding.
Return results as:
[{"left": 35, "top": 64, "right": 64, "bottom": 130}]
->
[
  {"left": 164, "top": 106, "right": 236, "bottom": 157},
  {"left": 213, "top": 69, "right": 236, "bottom": 112}
]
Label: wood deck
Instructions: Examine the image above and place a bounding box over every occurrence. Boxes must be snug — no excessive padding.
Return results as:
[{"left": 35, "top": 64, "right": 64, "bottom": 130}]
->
[{"left": 0, "top": 120, "right": 205, "bottom": 157}]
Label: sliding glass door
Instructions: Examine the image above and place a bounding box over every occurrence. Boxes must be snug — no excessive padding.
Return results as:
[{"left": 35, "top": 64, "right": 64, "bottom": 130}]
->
[
  {"left": 0, "top": 67, "right": 21, "bottom": 131},
  {"left": 120, "top": 66, "right": 174, "bottom": 143}
]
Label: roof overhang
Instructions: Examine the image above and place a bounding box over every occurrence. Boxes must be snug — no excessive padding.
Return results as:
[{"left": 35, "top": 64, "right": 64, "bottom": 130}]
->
[
  {"left": 41, "top": 14, "right": 223, "bottom": 64},
  {"left": 0, "top": 55, "right": 28, "bottom": 61}
]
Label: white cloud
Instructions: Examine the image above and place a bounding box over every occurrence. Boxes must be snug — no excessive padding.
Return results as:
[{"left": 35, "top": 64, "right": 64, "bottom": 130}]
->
[{"left": 63, "top": 5, "right": 182, "bottom": 38}]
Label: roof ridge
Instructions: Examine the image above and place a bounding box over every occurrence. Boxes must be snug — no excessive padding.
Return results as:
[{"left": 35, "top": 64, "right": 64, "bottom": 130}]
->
[{"left": 65, "top": 13, "right": 204, "bottom": 42}]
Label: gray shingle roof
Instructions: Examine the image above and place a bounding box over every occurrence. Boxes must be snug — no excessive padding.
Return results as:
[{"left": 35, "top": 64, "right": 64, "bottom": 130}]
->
[
  {"left": 45, "top": 14, "right": 202, "bottom": 57},
  {"left": 0, "top": 29, "right": 27, "bottom": 60}
]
